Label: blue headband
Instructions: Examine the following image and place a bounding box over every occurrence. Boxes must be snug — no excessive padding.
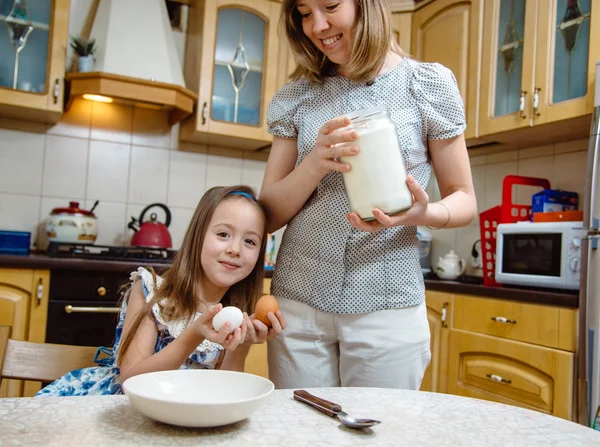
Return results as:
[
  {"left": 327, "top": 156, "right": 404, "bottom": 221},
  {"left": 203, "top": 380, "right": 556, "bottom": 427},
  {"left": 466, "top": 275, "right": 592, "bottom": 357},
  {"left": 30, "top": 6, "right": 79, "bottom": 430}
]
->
[{"left": 228, "top": 191, "right": 256, "bottom": 201}]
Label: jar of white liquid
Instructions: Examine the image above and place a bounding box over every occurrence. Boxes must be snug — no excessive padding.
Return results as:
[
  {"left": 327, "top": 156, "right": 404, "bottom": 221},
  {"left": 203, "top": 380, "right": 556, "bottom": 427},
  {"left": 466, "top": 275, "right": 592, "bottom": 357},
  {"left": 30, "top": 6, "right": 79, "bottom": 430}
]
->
[{"left": 338, "top": 105, "right": 413, "bottom": 221}]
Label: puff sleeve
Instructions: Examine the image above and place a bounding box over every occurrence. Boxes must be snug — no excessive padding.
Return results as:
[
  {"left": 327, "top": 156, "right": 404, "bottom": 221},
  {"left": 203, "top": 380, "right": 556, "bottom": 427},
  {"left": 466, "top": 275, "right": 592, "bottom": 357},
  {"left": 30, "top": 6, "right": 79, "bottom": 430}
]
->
[
  {"left": 410, "top": 62, "right": 467, "bottom": 140},
  {"left": 266, "top": 80, "right": 309, "bottom": 139}
]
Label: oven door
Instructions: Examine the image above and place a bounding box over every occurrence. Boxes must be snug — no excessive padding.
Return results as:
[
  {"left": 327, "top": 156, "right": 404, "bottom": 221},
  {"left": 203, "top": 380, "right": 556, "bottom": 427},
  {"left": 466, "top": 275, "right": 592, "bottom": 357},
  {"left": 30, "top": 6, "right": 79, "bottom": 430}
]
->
[
  {"left": 46, "top": 300, "right": 120, "bottom": 347},
  {"left": 495, "top": 225, "right": 566, "bottom": 289}
]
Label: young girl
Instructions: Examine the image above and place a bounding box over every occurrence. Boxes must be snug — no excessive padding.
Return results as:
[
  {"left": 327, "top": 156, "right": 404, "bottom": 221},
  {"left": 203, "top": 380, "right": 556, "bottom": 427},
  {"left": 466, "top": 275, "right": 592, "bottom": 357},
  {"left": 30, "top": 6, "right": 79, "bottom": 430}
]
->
[
  {"left": 260, "top": 0, "right": 477, "bottom": 390},
  {"left": 37, "top": 185, "right": 286, "bottom": 396}
]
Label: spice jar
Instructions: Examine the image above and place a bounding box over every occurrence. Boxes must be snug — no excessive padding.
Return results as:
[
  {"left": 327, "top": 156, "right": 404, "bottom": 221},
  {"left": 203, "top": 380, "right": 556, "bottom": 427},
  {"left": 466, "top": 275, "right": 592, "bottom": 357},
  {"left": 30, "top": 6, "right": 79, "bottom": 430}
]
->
[{"left": 338, "top": 105, "right": 413, "bottom": 221}]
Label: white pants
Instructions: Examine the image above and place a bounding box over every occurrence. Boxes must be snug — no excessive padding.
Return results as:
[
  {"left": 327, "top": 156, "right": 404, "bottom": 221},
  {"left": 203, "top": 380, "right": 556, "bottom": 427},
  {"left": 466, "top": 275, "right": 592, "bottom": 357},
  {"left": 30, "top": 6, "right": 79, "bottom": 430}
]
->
[{"left": 267, "top": 297, "right": 431, "bottom": 389}]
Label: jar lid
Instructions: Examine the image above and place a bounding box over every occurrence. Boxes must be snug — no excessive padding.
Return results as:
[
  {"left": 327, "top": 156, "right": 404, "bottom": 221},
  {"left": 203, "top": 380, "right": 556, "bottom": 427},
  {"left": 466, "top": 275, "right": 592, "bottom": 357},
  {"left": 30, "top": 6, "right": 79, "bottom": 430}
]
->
[{"left": 50, "top": 201, "right": 95, "bottom": 217}]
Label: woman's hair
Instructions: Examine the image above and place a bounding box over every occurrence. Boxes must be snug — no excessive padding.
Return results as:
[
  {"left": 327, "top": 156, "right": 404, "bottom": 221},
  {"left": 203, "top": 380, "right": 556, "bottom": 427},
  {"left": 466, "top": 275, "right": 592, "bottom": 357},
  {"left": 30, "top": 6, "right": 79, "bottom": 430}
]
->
[
  {"left": 282, "top": 0, "right": 409, "bottom": 84},
  {"left": 117, "top": 185, "right": 267, "bottom": 366}
]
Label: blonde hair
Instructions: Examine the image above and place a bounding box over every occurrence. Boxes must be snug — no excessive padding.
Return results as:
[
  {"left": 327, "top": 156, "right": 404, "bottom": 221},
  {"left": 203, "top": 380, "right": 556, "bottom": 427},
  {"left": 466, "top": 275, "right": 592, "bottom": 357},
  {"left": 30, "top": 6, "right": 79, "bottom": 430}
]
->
[
  {"left": 117, "top": 186, "right": 267, "bottom": 366},
  {"left": 282, "top": 0, "right": 409, "bottom": 84}
]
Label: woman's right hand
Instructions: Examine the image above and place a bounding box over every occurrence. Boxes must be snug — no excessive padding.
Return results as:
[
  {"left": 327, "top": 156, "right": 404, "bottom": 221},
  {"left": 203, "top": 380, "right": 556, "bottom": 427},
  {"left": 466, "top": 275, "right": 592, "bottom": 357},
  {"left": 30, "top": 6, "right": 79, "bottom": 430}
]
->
[{"left": 305, "top": 116, "right": 360, "bottom": 177}]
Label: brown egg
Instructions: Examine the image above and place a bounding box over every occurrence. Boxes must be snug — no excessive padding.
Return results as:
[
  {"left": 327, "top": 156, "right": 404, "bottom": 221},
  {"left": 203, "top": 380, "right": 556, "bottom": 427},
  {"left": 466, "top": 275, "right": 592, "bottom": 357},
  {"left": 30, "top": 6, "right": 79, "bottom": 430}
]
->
[{"left": 255, "top": 294, "right": 280, "bottom": 327}]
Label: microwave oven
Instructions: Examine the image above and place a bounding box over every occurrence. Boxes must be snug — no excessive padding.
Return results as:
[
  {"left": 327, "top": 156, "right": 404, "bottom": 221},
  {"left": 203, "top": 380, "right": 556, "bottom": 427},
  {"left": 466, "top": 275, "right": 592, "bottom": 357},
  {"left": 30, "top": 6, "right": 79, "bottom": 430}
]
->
[{"left": 495, "top": 221, "right": 584, "bottom": 290}]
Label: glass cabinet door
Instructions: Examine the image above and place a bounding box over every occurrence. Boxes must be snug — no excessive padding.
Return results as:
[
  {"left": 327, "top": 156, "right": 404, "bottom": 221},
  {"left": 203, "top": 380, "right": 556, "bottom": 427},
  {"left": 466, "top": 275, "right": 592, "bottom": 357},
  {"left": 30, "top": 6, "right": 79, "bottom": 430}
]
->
[
  {"left": 211, "top": 7, "right": 266, "bottom": 126},
  {"left": 0, "top": 0, "right": 52, "bottom": 94}
]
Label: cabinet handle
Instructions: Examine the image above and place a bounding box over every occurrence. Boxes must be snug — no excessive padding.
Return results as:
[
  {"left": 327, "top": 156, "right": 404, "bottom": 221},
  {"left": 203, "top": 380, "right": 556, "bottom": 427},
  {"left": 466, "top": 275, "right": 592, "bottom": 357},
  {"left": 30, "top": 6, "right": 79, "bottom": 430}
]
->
[
  {"left": 519, "top": 90, "right": 527, "bottom": 119},
  {"left": 441, "top": 302, "right": 449, "bottom": 328},
  {"left": 491, "top": 316, "right": 516, "bottom": 324},
  {"left": 36, "top": 278, "right": 43, "bottom": 305},
  {"left": 533, "top": 87, "right": 541, "bottom": 117},
  {"left": 53, "top": 79, "right": 60, "bottom": 104},
  {"left": 97, "top": 286, "right": 107, "bottom": 297},
  {"left": 201, "top": 101, "right": 207, "bottom": 125},
  {"left": 64, "top": 305, "right": 120, "bottom": 314},
  {"left": 486, "top": 373, "right": 512, "bottom": 384}
]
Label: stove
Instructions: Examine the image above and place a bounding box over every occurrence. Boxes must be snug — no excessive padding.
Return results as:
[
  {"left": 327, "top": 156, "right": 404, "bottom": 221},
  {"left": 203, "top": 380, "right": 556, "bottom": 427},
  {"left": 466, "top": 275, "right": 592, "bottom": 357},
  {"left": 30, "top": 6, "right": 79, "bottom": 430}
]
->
[{"left": 46, "top": 242, "right": 177, "bottom": 263}]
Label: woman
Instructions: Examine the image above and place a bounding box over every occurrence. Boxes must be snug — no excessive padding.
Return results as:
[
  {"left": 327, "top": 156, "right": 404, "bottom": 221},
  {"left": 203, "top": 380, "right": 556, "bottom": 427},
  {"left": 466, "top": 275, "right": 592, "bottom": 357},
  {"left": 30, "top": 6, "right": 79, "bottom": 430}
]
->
[{"left": 260, "top": 0, "right": 476, "bottom": 389}]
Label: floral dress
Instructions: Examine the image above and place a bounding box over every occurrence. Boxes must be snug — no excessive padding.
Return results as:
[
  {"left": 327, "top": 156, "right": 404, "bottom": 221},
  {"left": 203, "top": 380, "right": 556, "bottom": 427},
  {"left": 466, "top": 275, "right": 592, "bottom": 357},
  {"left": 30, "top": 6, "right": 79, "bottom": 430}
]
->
[{"left": 36, "top": 268, "right": 224, "bottom": 396}]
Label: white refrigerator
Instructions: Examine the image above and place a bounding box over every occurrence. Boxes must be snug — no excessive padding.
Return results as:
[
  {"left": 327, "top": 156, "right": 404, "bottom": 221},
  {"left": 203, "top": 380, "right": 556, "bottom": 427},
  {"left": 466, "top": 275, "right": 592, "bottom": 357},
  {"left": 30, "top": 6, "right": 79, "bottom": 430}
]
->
[{"left": 580, "top": 60, "right": 600, "bottom": 427}]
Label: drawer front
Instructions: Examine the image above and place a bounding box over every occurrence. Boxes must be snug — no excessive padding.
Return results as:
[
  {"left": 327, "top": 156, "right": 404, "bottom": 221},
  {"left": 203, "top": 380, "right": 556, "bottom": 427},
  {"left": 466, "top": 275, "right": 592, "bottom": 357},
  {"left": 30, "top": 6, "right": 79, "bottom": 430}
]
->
[
  {"left": 448, "top": 329, "right": 574, "bottom": 420},
  {"left": 453, "top": 295, "right": 576, "bottom": 351},
  {"left": 50, "top": 269, "right": 129, "bottom": 303}
]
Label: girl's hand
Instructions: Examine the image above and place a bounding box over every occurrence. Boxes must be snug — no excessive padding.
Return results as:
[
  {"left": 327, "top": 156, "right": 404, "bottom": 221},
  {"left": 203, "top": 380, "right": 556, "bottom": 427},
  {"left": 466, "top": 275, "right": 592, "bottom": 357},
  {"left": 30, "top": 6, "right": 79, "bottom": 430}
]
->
[
  {"left": 242, "top": 311, "right": 287, "bottom": 346},
  {"left": 305, "top": 116, "right": 360, "bottom": 177},
  {"left": 191, "top": 304, "right": 247, "bottom": 351},
  {"left": 346, "top": 175, "right": 430, "bottom": 232}
]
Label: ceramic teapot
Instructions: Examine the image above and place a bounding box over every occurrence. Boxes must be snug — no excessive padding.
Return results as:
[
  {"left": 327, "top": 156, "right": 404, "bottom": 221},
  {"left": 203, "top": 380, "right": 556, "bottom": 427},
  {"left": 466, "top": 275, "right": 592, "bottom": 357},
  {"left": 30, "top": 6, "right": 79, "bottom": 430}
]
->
[{"left": 435, "top": 250, "right": 466, "bottom": 280}]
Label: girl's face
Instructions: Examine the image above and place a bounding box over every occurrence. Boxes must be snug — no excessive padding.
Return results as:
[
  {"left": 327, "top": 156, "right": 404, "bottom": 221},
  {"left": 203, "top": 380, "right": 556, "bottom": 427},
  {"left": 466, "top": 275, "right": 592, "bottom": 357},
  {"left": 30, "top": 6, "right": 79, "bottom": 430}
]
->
[
  {"left": 201, "top": 198, "right": 265, "bottom": 292},
  {"left": 297, "top": 0, "right": 356, "bottom": 69}
]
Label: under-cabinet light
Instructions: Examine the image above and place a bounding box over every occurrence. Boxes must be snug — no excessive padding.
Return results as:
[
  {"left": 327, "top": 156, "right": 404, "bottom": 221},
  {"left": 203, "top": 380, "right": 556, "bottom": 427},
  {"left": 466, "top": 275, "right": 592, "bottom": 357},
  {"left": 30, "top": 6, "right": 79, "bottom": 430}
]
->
[{"left": 82, "top": 94, "right": 114, "bottom": 103}]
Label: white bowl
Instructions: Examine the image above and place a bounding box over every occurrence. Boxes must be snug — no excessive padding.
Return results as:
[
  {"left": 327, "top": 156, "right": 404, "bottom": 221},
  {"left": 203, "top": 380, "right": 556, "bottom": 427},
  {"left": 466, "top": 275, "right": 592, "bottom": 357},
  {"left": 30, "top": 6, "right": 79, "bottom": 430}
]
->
[{"left": 122, "top": 369, "right": 274, "bottom": 427}]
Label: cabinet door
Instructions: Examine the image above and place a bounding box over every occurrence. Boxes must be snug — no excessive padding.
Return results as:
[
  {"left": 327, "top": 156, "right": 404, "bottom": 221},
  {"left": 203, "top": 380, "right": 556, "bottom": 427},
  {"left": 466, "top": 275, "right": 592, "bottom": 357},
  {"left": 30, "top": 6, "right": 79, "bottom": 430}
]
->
[
  {"left": 411, "top": 0, "right": 482, "bottom": 140},
  {"left": 392, "top": 12, "right": 412, "bottom": 54},
  {"left": 479, "top": 0, "right": 538, "bottom": 136},
  {"left": 0, "top": 0, "right": 69, "bottom": 121},
  {"left": 0, "top": 269, "right": 33, "bottom": 398},
  {"left": 420, "top": 291, "right": 451, "bottom": 393},
  {"left": 448, "top": 329, "right": 574, "bottom": 420},
  {"left": 533, "top": 0, "right": 598, "bottom": 125},
  {"left": 195, "top": 0, "right": 280, "bottom": 146}
]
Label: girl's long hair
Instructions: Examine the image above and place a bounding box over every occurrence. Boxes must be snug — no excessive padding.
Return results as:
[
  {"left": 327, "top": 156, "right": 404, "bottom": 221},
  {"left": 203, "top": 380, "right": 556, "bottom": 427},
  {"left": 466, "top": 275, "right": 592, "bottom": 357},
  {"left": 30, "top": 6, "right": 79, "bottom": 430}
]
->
[
  {"left": 283, "top": 0, "right": 409, "bottom": 84},
  {"left": 117, "top": 185, "right": 267, "bottom": 366}
]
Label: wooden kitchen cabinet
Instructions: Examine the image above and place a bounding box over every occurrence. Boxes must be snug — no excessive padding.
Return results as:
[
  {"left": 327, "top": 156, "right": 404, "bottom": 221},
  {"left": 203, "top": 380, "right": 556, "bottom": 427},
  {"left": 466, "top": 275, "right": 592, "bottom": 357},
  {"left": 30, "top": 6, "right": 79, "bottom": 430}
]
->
[
  {"left": 0, "top": 0, "right": 69, "bottom": 124},
  {"left": 0, "top": 268, "right": 50, "bottom": 398},
  {"left": 479, "top": 0, "right": 599, "bottom": 137},
  {"left": 420, "top": 291, "right": 452, "bottom": 393},
  {"left": 180, "top": 0, "right": 282, "bottom": 151},
  {"left": 411, "top": 0, "right": 482, "bottom": 140}
]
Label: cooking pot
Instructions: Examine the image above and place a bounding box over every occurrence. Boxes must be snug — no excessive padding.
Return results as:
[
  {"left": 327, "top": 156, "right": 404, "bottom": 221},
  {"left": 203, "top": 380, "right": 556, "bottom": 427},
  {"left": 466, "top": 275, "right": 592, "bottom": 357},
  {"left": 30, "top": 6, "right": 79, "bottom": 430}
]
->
[
  {"left": 46, "top": 201, "right": 98, "bottom": 245},
  {"left": 128, "top": 203, "right": 172, "bottom": 248}
]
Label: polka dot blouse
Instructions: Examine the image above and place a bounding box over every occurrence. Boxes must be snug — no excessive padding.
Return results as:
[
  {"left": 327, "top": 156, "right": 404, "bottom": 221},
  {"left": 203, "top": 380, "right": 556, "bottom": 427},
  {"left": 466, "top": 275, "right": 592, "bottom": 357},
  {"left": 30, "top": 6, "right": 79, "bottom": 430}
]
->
[{"left": 266, "top": 58, "right": 466, "bottom": 314}]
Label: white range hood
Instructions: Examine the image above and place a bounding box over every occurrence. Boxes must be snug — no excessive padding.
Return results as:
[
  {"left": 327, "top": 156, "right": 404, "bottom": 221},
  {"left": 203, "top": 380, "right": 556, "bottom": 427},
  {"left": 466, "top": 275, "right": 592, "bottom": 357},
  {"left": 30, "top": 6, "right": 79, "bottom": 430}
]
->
[{"left": 65, "top": 0, "right": 196, "bottom": 124}]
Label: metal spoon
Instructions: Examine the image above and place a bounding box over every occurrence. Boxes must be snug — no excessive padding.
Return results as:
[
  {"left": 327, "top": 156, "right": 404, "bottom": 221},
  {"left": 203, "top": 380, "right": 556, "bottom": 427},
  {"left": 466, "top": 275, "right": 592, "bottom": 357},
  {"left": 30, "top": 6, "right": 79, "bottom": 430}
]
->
[{"left": 293, "top": 390, "right": 381, "bottom": 429}]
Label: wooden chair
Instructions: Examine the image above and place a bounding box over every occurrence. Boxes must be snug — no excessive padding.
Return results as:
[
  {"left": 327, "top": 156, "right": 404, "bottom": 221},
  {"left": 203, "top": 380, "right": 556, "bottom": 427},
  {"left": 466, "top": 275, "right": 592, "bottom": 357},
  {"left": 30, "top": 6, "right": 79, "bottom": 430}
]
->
[{"left": 0, "top": 326, "right": 99, "bottom": 385}]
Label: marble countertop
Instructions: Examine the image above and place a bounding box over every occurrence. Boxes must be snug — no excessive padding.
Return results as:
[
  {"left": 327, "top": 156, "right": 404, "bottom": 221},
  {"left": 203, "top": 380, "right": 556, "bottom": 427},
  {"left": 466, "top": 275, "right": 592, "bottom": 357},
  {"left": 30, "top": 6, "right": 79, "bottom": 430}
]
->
[{"left": 1, "top": 388, "right": 599, "bottom": 446}]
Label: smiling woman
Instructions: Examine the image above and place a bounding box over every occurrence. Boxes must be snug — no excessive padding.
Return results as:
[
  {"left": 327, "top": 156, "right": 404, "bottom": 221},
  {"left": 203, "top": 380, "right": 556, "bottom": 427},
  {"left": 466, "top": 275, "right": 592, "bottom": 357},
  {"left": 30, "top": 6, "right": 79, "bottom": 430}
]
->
[{"left": 259, "top": 0, "right": 476, "bottom": 391}]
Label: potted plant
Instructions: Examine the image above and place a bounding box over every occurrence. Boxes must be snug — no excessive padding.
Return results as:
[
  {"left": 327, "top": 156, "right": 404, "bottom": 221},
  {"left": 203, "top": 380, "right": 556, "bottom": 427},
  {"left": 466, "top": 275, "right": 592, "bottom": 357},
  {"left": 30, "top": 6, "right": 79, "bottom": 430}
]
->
[{"left": 70, "top": 36, "right": 97, "bottom": 73}]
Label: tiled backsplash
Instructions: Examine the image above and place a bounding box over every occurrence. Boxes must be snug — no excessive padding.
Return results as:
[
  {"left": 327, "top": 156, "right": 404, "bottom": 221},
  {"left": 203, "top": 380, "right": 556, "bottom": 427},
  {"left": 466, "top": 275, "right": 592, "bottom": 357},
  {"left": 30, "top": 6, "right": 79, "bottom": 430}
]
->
[
  {"left": 427, "top": 139, "right": 589, "bottom": 274},
  {"left": 0, "top": 99, "right": 276, "bottom": 250}
]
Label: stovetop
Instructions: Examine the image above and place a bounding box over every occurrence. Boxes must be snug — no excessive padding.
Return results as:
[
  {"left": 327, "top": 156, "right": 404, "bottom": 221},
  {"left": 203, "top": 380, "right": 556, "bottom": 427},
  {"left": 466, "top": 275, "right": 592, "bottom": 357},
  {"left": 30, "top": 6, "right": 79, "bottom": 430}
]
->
[{"left": 46, "top": 242, "right": 177, "bottom": 263}]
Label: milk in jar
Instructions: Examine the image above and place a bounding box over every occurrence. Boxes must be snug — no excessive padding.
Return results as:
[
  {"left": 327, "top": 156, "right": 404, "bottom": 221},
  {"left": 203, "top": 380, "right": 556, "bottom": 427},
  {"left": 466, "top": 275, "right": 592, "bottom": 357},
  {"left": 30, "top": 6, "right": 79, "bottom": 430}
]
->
[{"left": 338, "top": 105, "right": 413, "bottom": 221}]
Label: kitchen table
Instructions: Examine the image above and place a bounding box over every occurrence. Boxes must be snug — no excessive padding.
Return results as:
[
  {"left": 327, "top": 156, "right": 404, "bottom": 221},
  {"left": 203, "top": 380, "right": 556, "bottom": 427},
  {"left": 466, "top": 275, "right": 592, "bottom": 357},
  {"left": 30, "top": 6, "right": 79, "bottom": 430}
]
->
[{"left": 1, "top": 388, "right": 599, "bottom": 446}]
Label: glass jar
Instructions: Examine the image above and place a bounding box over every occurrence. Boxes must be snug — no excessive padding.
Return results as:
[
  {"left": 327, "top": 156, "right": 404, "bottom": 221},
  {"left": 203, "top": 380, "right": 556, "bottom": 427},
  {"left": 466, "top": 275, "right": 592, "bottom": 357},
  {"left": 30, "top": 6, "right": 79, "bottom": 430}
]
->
[{"left": 338, "top": 105, "right": 413, "bottom": 221}]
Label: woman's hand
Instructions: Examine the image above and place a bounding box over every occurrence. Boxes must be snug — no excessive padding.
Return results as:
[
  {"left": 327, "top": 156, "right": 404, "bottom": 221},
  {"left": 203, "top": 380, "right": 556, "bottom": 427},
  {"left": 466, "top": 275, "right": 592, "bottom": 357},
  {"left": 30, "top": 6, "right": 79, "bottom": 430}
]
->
[
  {"left": 190, "top": 303, "right": 247, "bottom": 351},
  {"left": 346, "top": 175, "right": 430, "bottom": 232},
  {"left": 305, "top": 116, "right": 360, "bottom": 177},
  {"left": 241, "top": 311, "right": 287, "bottom": 346}
]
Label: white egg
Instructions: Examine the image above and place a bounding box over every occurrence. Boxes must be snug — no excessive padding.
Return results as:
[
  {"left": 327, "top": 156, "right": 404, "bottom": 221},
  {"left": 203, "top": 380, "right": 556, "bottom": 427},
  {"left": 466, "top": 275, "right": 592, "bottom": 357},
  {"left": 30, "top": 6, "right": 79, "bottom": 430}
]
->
[{"left": 212, "top": 306, "right": 243, "bottom": 333}]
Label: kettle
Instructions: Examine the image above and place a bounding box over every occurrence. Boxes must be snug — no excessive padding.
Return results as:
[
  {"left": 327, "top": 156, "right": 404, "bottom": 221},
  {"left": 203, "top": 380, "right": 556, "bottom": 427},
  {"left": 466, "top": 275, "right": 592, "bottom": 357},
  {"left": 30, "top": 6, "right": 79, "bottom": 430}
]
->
[
  {"left": 434, "top": 250, "right": 466, "bottom": 281},
  {"left": 128, "top": 203, "right": 172, "bottom": 248}
]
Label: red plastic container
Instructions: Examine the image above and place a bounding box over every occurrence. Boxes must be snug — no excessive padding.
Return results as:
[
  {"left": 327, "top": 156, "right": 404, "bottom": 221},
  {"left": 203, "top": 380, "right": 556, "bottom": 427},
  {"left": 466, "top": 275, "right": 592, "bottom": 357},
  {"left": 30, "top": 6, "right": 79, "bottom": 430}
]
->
[{"left": 479, "top": 175, "right": 551, "bottom": 286}]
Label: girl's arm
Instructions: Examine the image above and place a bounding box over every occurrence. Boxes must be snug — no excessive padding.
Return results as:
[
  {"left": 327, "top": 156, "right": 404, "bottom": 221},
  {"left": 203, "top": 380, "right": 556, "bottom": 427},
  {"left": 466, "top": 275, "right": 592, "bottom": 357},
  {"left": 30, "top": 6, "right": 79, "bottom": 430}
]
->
[
  {"left": 219, "top": 345, "right": 251, "bottom": 372},
  {"left": 259, "top": 118, "right": 360, "bottom": 233}
]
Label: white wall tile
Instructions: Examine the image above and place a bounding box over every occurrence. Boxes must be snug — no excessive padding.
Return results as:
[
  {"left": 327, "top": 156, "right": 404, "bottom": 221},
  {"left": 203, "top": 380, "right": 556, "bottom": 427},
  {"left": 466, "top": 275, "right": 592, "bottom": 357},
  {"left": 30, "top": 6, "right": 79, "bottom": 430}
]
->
[
  {"left": 37, "top": 196, "right": 85, "bottom": 249},
  {"left": 455, "top": 224, "right": 481, "bottom": 276},
  {"left": 471, "top": 166, "right": 486, "bottom": 217},
  {"left": 0, "top": 129, "right": 44, "bottom": 195},
  {"left": 168, "top": 150, "right": 207, "bottom": 208},
  {"left": 241, "top": 158, "right": 266, "bottom": 196},
  {"left": 132, "top": 108, "right": 172, "bottom": 149},
  {"left": 168, "top": 207, "right": 196, "bottom": 249},
  {"left": 206, "top": 153, "right": 243, "bottom": 190},
  {"left": 430, "top": 228, "right": 456, "bottom": 269},
  {"left": 87, "top": 141, "right": 130, "bottom": 202},
  {"left": 125, "top": 203, "right": 145, "bottom": 247},
  {"left": 484, "top": 161, "right": 518, "bottom": 210},
  {"left": 85, "top": 199, "right": 127, "bottom": 246},
  {"left": 516, "top": 156, "right": 554, "bottom": 204},
  {"left": 47, "top": 98, "right": 92, "bottom": 139},
  {"left": 0, "top": 193, "right": 41, "bottom": 244},
  {"left": 128, "top": 146, "right": 170, "bottom": 204},
  {"left": 42, "top": 135, "right": 89, "bottom": 198},
  {"left": 553, "top": 151, "right": 588, "bottom": 204},
  {"left": 90, "top": 102, "right": 133, "bottom": 144}
]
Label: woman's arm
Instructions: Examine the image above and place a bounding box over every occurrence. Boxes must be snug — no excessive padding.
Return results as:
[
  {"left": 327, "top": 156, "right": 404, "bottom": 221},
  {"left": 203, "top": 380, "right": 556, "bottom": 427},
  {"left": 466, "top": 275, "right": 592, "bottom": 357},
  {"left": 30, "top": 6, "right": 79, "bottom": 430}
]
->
[{"left": 219, "top": 345, "right": 250, "bottom": 372}]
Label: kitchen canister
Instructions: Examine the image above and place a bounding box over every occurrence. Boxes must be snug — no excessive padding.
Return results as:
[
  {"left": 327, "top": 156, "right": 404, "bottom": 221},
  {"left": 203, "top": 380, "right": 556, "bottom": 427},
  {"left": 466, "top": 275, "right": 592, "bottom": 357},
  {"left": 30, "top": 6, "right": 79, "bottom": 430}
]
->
[{"left": 338, "top": 104, "right": 413, "bottom": 221}]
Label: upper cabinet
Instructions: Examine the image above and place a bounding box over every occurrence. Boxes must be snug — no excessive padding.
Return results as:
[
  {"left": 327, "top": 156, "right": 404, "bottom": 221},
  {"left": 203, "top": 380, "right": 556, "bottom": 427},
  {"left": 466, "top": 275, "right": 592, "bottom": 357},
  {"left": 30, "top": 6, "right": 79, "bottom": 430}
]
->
[
  {"left": 180, "top": 0, "right": 281, "bottom": 150},
  {"left": 479, "top": 0, "right": 599, "bottom": 137},
  {"left": 411, "top": 0, "right": 482, "bottom": 140},
  {"left": 0, "top": 0, "right": 69, "bottom": 123}
]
